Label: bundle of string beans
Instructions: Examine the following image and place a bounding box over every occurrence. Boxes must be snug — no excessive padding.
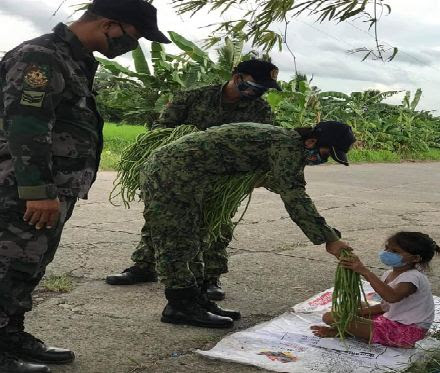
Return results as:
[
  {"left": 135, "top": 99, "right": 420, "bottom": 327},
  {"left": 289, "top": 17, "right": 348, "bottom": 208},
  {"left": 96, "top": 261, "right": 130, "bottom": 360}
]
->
[
  {"left": 331, "top": 249, "right": 369, "bottom": 340},
  {"left": 110, "top": 125, "right": 200, "bottom": 207}
]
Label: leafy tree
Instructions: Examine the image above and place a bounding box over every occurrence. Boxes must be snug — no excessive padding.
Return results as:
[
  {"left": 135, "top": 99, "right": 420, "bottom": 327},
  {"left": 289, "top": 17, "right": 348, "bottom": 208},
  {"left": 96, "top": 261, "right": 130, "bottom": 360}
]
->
[{"left": 173, "top": 0, "right": 396, "bottom": 60}]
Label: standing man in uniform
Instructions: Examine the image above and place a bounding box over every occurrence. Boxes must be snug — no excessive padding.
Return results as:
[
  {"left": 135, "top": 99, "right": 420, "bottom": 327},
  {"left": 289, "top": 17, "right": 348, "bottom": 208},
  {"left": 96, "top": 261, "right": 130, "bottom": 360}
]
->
[
  {"left": 0, "top": 1, "right": 170, "bottom": 372},
  {"left": 106, "top": 59, "right": 282, "bottom": 301},
  {"left": 141, "top": 121, "right": 356, "bottom": 328}
]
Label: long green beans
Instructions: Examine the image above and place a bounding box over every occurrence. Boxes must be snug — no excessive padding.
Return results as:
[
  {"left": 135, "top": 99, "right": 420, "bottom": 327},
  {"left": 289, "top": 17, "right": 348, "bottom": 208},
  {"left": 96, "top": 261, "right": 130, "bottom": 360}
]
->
[
  {"left": 331, "top": 249, "right": 368, "bottom": 340},
  {"left": 203, "top": 173, "right": 267, "bottom": 243},
  {"left": 110, "top": 125, "right": 199, "bottom": 207}
]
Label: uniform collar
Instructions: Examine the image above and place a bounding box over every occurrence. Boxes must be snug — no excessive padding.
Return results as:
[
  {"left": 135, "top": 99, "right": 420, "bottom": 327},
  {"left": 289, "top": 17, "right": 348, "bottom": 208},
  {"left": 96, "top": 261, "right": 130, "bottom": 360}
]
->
[{"left": 53, "top": 23, "right": 97, "bottom": 64}]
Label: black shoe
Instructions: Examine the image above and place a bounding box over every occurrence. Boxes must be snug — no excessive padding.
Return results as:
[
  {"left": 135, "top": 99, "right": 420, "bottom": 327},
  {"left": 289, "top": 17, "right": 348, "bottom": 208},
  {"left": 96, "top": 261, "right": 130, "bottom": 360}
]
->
[
  {"left": 105, "top": 265, "right": 158, "bottom": 285},
  {"left": 197, "top": 294, "right": 241, "bottom": 320},
  {"left": 161, "top": 287, "right": 233, "bottom": 328},
  {"left": 205, "top": 279, "right": 225, "bottom": 301},
  {"left": 0, "top": 352, "right": 51, "bottom": 373},
  {"left": 2, "top": 332, "right": 74, "bottom": 365}
]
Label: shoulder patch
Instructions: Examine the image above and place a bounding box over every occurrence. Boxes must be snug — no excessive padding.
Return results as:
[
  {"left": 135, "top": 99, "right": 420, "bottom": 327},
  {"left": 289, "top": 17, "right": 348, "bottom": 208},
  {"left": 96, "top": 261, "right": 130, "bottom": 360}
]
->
[
  {"left": 23, "top": 64, "right": 50, "bottom": 89},
  {"left": 20, "top": 90, "right": 46, "bottom": 108}
]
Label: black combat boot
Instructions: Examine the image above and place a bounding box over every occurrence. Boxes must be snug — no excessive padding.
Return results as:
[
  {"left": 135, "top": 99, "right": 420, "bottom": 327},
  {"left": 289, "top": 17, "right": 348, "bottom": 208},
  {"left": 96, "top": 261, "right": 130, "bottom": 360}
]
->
[
  {"left": 105, "top": 264, "right": 158, "bottom": 285},
  {"left": 161, "top": 287, "right": 234, "bottom": 328},
  {"left": 197, "top": 291, "right": 241, "bottom": 320},
  {"left": 0, "top": 317, "right": 74, "bottom": 366},
  {"left": 0, "top": 353, "right": 50, "bottom": 373},
  {"left": 1, "top": 315, "right": 74, "bottom": 364},
  {"left": 198, "top": 293, "right": 241, "bottom": 320},
  {"left": 205, "top": 278, "right": 225, "bottom": 301}
]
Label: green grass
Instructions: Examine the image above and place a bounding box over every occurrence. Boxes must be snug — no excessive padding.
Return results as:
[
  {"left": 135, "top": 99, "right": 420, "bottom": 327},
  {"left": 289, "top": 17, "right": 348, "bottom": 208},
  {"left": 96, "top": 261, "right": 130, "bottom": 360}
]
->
[
  {"left": 101, "top": 122, "right": 147, "bottom": 170},
  {"left": 349, "top": 148, "right": 440, "bottom": 163},
  {"left": 42, "top": 274, "right": 74, "bottom": 293},
  {"left": 101, "top": 123, "right": 440, "bottom": 170}
]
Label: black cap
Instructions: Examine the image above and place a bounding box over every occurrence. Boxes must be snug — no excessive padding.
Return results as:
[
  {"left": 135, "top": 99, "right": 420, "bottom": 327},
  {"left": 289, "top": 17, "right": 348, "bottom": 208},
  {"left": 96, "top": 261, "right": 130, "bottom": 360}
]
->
[
  {"left": 314, "top": 121, "right": 356, "bottom": 166},
  {"left": 234, "top": 59, "right": 282, "bottom": 91},
  {"left": 89, "top": 0, "right": 171, "bottom": 43}
]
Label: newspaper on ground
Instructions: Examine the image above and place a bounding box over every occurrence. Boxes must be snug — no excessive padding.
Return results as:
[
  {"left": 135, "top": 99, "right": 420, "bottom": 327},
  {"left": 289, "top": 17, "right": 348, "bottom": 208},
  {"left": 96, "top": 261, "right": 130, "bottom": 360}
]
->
[{"left": 197, "top": 282, "right": 440, "bottom": 373}]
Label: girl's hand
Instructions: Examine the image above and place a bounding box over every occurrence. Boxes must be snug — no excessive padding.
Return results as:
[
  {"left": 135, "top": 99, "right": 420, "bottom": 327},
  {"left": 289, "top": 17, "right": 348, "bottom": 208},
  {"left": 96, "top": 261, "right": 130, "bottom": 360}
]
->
[{"left": 339, "top": 255, "right": 368, "bottom": 275}]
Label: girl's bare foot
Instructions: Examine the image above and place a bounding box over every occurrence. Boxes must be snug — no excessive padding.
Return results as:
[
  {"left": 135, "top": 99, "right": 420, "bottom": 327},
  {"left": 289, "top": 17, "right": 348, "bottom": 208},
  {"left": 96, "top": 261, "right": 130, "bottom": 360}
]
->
[{"left": 310, "top": 325, "right": 338, "bottom": 338}]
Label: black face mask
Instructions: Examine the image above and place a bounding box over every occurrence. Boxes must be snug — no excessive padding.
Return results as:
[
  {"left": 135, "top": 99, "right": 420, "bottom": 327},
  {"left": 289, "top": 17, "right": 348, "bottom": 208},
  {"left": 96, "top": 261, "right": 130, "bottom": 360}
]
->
[
  {"left": 103, "top": 24, "right": 139, "bottom": 59},
  {"left": 236, "top": 78, "right": 268, "bottom": 101}
]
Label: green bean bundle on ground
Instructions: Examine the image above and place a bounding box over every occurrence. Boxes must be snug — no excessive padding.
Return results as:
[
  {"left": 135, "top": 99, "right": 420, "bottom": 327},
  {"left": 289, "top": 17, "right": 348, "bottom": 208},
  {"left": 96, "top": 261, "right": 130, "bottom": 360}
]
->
[
  {"left": 110, "top": 125, "right": 200, "bottom": 207},
  {"left": 331, "top": 249, "right": 368, "bottom": 340}
]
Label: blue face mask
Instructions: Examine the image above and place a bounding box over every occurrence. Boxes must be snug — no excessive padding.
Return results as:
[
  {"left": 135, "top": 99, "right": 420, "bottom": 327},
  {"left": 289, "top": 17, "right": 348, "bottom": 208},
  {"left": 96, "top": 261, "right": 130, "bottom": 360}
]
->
[
  {"left": 379, "top": 251, "right": 406, "bottom": 268},
  {"left": 304, "top": 148, "right": 328, "bottom": 166}
]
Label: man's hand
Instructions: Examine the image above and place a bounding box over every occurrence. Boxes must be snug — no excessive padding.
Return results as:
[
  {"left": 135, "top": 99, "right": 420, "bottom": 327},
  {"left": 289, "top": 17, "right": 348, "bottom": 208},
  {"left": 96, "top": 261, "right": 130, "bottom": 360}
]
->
[
  {"left": 24, "top": 198, "right": 60, "bottom": 230},
  {"left": 325, "top": 240, "right": 351, "bottom": 258}
]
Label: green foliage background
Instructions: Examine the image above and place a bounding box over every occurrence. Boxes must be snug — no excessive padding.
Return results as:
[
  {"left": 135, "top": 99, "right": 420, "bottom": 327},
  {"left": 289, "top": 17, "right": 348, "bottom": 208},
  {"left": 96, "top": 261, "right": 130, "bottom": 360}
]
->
[{"left": 95, "top": 31, "right": 439, "bottom": 157}]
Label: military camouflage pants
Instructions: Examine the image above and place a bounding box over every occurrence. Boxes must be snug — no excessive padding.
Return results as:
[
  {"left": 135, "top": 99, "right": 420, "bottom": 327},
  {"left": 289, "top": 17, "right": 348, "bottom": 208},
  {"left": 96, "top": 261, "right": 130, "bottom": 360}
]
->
[
  {"left": 142, "top": 161, "right": 233, "bottom": 289},
  {"left": 0, "top": 188, "right": 76, "bottom": 330},
  {"left": 131, "top": 214, "right": 231, "bottom": 281}
]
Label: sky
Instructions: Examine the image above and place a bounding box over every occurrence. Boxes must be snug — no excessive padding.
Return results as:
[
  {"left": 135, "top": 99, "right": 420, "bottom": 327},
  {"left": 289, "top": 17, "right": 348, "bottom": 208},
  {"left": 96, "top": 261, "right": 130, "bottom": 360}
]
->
[{"left": 1, "top": 0, "right": 439, "bottom": 113}]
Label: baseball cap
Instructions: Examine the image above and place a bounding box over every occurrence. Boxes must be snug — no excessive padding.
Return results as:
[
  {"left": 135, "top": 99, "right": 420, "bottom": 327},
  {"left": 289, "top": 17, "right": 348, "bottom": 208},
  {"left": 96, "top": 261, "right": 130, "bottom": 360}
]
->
[
  {"left": 314, "top": 121, "right": 356, "bottom": 166},
  {"left": 89, "top": 0, "right": 171, "bottom": 43},
  {"left": 234, "top": 60, "right": 282, "bottom": 91}
]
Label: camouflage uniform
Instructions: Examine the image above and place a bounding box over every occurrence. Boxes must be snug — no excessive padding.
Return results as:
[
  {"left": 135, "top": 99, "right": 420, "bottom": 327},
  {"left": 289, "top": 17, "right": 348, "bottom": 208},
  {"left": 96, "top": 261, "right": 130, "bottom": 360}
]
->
[
  {"left": 0, "top": 23, "right": 103, "bottom": 329},
  {"left": 133, "top": 84, "right": 275, "bottom": 281},
  {"left": 141, "top": 122, "right": 339, "bottom": 290}
]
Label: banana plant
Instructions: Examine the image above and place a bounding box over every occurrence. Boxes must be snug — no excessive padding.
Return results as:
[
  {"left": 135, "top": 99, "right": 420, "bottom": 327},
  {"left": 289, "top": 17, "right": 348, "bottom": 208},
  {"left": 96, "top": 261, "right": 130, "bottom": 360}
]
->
[
  {"left": 96, "top": 31, "right": 250, "bottom": 125},
  {"left": 266, "top": 75, "right": 322, "bottom": 127}
]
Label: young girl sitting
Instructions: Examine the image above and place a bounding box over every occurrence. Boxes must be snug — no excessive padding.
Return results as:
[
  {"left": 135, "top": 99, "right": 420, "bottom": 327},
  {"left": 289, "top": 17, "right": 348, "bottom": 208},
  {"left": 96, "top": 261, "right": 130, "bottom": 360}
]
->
[{"left": 311, "top": 231, "right": 439, "bottom": 348}]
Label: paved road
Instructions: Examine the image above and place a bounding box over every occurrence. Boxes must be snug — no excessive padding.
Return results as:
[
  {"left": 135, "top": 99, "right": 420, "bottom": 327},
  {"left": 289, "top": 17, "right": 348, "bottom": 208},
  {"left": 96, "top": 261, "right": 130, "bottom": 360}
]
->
[{"left": 27, "top": 163, "right": 440, "bottom": 373}]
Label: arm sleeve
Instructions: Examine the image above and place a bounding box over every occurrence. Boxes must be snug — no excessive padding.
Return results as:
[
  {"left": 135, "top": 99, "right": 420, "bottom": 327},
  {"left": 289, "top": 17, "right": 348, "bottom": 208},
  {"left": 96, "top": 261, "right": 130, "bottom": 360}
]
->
[
  {"left": 151, "top": 90, "right": 190, "bottom": 130},
  {"left": 266, "top": 142, "right": 339, "bottom": 245},
  {"left": 2, "top": 49, "right": 65, "bottom": 200},
  {"left": 395, "top": 271, "right": 422, "bottom": 289}
]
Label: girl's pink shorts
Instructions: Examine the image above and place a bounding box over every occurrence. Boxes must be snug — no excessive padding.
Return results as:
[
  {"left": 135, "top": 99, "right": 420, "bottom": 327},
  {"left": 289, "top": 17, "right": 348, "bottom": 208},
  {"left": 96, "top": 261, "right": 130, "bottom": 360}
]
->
[{"left": 371, "top": 315, "right": 428, "bottom": 348}]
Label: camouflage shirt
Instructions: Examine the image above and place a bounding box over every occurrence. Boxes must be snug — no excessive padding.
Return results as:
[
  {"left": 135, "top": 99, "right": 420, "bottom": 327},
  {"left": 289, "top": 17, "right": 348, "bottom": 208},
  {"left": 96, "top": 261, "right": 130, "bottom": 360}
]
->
[
  {"left": 146, "top": 122, "right": 340, "bottom": 245},
  {"left": 152, "top": 84, "right": 275, "bottom": 130},
  {"left": 0, "top": 23, "right": 103, "bottom": 200}
]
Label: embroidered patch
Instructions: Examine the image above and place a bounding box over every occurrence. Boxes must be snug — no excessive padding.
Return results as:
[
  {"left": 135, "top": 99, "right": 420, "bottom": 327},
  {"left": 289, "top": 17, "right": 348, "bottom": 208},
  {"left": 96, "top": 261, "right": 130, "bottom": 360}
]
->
[
  {"left": 270, "top": 68, "right": 279, "bottom": 80},
  {"left": 23, "top": 64, "right": 50, "bottom": 89},
  {"left": 20, "top": 90, "right": 46, "bottom": 107}
]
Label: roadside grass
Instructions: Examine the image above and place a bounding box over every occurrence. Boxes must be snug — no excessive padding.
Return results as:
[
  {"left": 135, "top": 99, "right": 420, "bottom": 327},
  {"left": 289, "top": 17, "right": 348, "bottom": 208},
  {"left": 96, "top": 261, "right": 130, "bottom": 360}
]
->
[
  {"left": 101, "top": 123, "right": 440, "bottom": 171},
  {"left": 42, "top": 274, "right": 74, "bottom": 293},
  {"left": 101, "top": 122, "right": 146, "bottom": 170},
  {"left": 349, "top": 148, "right": 440, "bottom": 163}
]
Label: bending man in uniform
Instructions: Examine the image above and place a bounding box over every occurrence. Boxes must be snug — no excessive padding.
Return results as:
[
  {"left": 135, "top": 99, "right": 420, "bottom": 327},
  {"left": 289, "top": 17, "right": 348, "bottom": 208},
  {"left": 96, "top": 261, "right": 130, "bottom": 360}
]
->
[
  {"left": 141, "top": 121, "right": 356, "bottom": 328},
  {"left": 0, "top": 0, "right": 169, "bottom": 372},
  {"left": 106, "top": 59, "right": 281, "bottom": 301}
]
